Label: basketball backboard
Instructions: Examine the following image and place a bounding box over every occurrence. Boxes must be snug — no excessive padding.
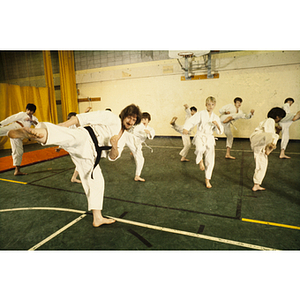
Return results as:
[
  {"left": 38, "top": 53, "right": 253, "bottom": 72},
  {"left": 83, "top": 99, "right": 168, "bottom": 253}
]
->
[{"left": 168, "top": 50, "right": 210, "bottom": 59}]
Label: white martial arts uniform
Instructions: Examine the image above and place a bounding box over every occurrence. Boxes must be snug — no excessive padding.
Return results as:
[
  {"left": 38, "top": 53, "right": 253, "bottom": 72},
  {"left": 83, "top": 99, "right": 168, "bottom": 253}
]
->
[
  {"left": 183, "top": 110, "right": 223, "bottom": 180},
  {"left": 38, "top": 110, "right": 127, "bottom": 211},
  {"left": 129, "top": 123, "right": 155, "bottom": 177},
  {"left": 250, "top": 118, "right": 279, "bottom": 185},
  {"left": 219, "top": 103, "right": 253, "bottom": 148},
  {"left": 279, "top": 103, "right": 299, "bottom": 150},
  {"left": 0, "top": 112, "right": 39, "bottom": 166},
  {"left": 172, "top": 107, "right": 194, "bottom": 158}
]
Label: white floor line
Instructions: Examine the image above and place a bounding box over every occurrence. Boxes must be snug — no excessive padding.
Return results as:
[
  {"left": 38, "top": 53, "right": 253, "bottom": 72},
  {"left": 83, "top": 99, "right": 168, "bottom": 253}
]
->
[
  {"left": 0, "top": 207, "right": 86, "bottom": 214},
  {"left": 149, "top": 145, "right": 300, "bottom": 154},
  {"left": 0, "top": 207, "right": 281, "bottom": 250},
  {"left": 28, "top": 214, "right": 87, "bottom": 251},
  {"left": 106, "top": 215, "right": 280, "bottom": 251}
]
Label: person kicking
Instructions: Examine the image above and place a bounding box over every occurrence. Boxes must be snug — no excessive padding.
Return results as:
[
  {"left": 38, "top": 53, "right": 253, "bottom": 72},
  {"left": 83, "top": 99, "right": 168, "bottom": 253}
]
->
[{"left": 8, "top": 104, "right": 142, "bottom": 228}]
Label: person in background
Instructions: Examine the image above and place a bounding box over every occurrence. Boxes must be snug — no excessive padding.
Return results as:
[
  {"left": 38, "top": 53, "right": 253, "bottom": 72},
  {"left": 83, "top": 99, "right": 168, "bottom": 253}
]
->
[
  {"left": 250, "top": 107, "right": 286, "bottom": 191},
  {"left": 219, "top": 97, "right": 254, "bottom": 159},
  {"left": 183, "top": 96, "right": 223, "bottom": 189},
  {"left": 170, "top": 104, "right": 197, "bottom": 162},
  {"left": 277, "top": 98, "right": 300, "bottom": 159},
  {"left": 0, "top": 103, "right": 38, "bottom": 175}
]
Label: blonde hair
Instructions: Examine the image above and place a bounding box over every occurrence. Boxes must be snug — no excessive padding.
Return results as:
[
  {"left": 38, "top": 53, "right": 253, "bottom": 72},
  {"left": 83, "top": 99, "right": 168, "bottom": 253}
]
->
[{"left": 205, "top": 96, "right": 216, "bottom": 104}]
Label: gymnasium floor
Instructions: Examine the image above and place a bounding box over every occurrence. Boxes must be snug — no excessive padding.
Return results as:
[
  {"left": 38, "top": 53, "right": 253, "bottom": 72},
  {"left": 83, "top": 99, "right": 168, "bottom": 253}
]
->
[{"left": 0, "top": 137, "right": 299, "bottom": 251}]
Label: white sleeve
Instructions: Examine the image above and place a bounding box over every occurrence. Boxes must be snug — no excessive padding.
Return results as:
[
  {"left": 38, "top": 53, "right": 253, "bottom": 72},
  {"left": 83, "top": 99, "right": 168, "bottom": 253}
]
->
[
  {"left": 263, "top": 118, "right": 279, "bottom": 145},
  {"left": 212, "top": 115, "right": 224, "bottom": 135},
  {"left": 147, "top": 126, "right": 155, "bottom": 139},
  {"left": 263, "top": 118, "right": 276, "bottom": 133},
  {"left": 185, "top": 107, "right": 191, "bottom": 120},
  {"left": 107, "top": 133, "right": 127, "bottom": 161},
  {"left": 219, "top": 104, "right": 231, "bottom": 115},
  {"left": 234, "top": 109, "right": 253, "bottom": 120},
  {"left": 282, "top": 103, "right": 290, "bottom": 113},
  {"left": 183, "top": 112, "right": 200, "bottom": 131},
  {"left": 33, "top": 115, "right": 39, "bottom": 125},
  {"left": 133, "top": 124, "right": 147, "bottom": 140},
  {"left": 0, "top": 112, "right": 25, "bottom": 126},
  {"left": 77, "top": 110, "right": 119, "bottom": 127}
]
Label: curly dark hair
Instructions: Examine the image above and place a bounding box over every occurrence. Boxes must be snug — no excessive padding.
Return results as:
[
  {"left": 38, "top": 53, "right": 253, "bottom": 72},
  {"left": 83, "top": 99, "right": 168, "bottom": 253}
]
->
[
  {"left": 267, "top": 107, "right": 286, "bottom": 120},
  {"left": 119, "top": 104, "right": 142, "bottom": 125}
]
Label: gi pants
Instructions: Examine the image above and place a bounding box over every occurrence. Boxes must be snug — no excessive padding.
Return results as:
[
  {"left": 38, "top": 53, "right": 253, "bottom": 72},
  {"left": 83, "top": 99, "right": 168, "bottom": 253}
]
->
[
  {"left": 220, "top": 115, "right": 234, "bottom": 149},
  {"left": 172, "top": 124, "right": 191, "bottom": 158},
  {"left": 193, "top": 134, "right": 215, "bottom": 180},
  {"left": 40, "top": 122, "right": 104, "bottom": 211},
  {"left": 250, "top": 132, "right": 273, "bottom": 185},
  {"left": 0, "top": 122, "right": 24, "bottom": 166}
]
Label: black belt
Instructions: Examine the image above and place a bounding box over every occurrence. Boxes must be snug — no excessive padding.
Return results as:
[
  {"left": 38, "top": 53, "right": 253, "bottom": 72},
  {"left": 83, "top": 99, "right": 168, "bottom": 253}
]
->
[{"left": 84, "top": 126, "right": 112, "bottom": 179}]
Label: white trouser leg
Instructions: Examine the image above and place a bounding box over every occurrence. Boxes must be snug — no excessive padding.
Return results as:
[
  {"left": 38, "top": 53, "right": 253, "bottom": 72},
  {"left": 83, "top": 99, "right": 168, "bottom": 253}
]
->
[
  {"left": 280, "top": 121, "right": 292, "bottom": 150},
  {"left": 172, "top": 124, "right": 183, "bottom": 134},
  {"left": 72, "top": 156, "right": 105, "bottom": 211},
  {"left": 0, "top": 122, "right": 24, "bottom": 166},
  {"left": 134, "top": 145, "right": 144, "bottom": 176},
  {"left": 42, "top": 122, "right": 104, "bottom": 211},
  {"left": 194, "top": 139, "right": 205, "bottom": 165},
  {"left": 0, "top": 122, "right": 22, "bottom": 136},
  {"left": 224, "top": 123, "right": 233, "bottom": 148},
  {"left": 204, "top": 145, "right": 215, "bottom": 180},
  {"left": 10, "top": 138, "right": 24, "bottom": 166},
  {"left": 253, "top": 149, "right": 268, "bottom": 185},
  {"left": 179, "top": 134, "right": 191, "bottom": 157}
]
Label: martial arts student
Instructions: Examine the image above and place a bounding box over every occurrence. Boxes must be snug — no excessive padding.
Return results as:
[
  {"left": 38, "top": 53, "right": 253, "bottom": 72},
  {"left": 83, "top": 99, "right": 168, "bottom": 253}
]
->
[
  {"left": 129, "top": 112, "right": 155, "bottom": 182},
  {"left": 55, "top": 112, "right": 81, "bottom": 183},
  {"left": 278, "top": 98, "right": 300, "bottom": 159},
  {"left": 182, "top": 96, "right": 223, "bottom": 189},
  {"left": 55, "top": 107, "right": 93, "bottom": 183},
  {"left": 250, "top": 107, "right": 286, "bottom": 191},
  {"left": 170, "top": 104, "right": 197, "bottom": 162},
  {"left": 8, "top": 104, "right": 142, "bottom": 228},
  {"left": 219, "top": 97, "right": 255, "bottom": 159},
  {"left": 0, "top": 103, "right": 38, "bottom": 175}
]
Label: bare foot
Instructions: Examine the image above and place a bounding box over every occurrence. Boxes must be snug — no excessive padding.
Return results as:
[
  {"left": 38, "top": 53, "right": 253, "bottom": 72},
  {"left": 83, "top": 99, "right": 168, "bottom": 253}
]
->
[
  {"left": 14, "top": 171, "right": 28, "bottom": 176},
  {"left": 252, "top": 184, "right": 265, "bottom": 191},
  {"left": 170, "top": 117, "right": 177, "bottom": 125},
  {"left": 8, "top": 127, "right": 44, "bottom": 140},
  {"left": 181, "top": 157, "right": 189, "bottom": 162},
  {"left": 225, "top": 155, "right": 236, "bottom": 160},
  {"left": 265, "top": 143, "right": 276, "bottom": 155},
  {"left": 14, "top": 167, "right": 27, "bottom": 176},
  {"left": 199, "top": 160, "right": 205, "bottom": 171},
  {"left": 93, "top": 217, "right": 116, "bottom": 228},
  {"left": 71, "top": 178, "right": 81, "bottom": 183},
  {"left": 134, "top": 175, "right": 145, "bottom": 182},
  {"left": 279, "top": 154, "right": 291, "bottom": 159},
  {"left": 292, "top": 111, "right": 300, "bottom": 121},
  {"left": 205, "top": 179, "right": 212, "bottom": 189}
]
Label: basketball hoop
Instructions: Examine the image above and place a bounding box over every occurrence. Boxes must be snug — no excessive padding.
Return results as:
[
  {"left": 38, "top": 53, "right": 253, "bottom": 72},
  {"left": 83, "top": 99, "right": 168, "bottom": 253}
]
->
[{"left": 178, "top": 52, "right": 194, "bottom": 58}]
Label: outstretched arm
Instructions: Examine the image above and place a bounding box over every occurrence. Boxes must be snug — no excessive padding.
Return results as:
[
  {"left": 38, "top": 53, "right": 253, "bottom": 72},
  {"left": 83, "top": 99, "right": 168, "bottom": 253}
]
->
[{"left": 58, "top": 116, "right": 79, "bottom": 127}]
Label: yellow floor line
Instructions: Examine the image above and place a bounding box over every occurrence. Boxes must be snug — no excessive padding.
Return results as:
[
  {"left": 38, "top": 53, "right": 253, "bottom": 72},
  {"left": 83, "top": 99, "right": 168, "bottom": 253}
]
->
[
  {"left": 0, "top": 178, "right": 27, "bottom": 184},
  {"left": 242, "top": 218, "right": 300, "bottom": 230}
]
